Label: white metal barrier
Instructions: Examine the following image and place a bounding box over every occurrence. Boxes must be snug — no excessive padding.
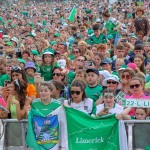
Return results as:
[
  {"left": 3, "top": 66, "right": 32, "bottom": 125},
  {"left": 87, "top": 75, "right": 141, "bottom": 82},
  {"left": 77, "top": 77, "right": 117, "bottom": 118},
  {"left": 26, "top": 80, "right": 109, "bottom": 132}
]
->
[{"left": 0, "top": 119, "right": 150, "bottom": 150}]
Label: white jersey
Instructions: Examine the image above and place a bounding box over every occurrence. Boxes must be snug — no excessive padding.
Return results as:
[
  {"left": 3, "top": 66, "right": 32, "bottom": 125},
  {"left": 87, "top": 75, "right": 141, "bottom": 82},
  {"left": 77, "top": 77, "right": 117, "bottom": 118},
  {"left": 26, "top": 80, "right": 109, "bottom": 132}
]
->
[
  {"left": 64, "top": 98, "right": 95, "bottom": 114},
  {"left": 96, "top": 103, "right": 124, "bottom": 115}
]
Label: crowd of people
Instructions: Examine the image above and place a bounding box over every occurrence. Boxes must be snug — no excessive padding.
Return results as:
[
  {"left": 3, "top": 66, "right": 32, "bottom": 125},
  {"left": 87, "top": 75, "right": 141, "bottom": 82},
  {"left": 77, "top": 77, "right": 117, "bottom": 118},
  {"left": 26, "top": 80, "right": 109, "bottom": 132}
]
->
[{"left": 0, "top": 0, "right": 150, "bottom": 123}]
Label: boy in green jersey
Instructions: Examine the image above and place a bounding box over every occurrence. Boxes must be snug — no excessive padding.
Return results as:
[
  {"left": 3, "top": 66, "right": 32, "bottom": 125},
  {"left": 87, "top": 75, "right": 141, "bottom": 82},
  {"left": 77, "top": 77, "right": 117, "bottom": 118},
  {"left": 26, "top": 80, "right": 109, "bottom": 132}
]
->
[{"left": 85, "top": 68, "right": 103, "bottom": 103}]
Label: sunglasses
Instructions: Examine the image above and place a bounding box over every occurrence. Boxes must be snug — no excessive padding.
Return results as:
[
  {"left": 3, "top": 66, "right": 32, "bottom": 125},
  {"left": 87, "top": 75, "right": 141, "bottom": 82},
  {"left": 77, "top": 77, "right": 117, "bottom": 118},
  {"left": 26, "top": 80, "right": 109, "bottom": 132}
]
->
[
  {"left": 11, "top": 66, "right": 22, "bottom": 71},
  {"left": 53, "top": 73, "right": 61, "bottom": 76},
  {"left": 130, "top": 84, "right": 140, "bottom": 89},
  {"left": 71, "top": 91, "right": 81, "bottom": 95},
  {"left": 107, "top": 81, "right": 118, "bottom": 84},
  {"left": 73, "top": 51, "right": 79, "bottom": 54},
  {"left": 122, "top": 74, "right": 130, "bottom": 79},
  {"left": 77, "top": 59, "right": 84, "bottom": 62}
]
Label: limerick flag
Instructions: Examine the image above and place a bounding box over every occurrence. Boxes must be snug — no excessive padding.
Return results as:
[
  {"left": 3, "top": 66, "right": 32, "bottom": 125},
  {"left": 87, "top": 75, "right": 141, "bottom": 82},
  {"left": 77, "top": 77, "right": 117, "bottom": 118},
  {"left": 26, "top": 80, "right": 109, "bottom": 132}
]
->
[
  {"left": 26, "top": 106, "right": 67, "bottom": 150},
  {"left": 68, "top": 6, "right": 77, "bottom": 22},
  {"left": 65, "top": 107, "right": 128, "bottom": 150}
]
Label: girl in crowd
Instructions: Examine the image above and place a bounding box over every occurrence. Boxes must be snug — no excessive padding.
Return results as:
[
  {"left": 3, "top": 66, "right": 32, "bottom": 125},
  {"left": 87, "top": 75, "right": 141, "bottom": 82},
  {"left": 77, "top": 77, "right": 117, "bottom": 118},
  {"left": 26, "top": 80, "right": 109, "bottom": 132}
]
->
[
  {"left": 96, "top": 88, "right": 124, "bottom": 116},
  {"left": 133, "top": 55, "right": 145, "bottom": 73},
  {"left": 6, "top": 79, "right": 31, "bottom": 120},
  {"left": 64, "top": 79, "right": 96, "bottom": 115},
  {"left": 52, "top": 80, "right": 65, "bottom": 104},
  {"left": 31, "top": 82, "right": 61, "bottom": 115},
  {"left": 38, "top": 48, "right": 54, "bottom": 81},
  {"left": 10, "top": 65, "right": 37, "bottom": 100}
]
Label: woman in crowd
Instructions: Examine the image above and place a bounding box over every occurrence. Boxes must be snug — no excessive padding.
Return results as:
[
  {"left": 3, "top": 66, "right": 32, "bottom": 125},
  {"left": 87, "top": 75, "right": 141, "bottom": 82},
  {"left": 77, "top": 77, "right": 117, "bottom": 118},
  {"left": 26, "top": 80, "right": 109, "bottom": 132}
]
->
[
  {"left": 10, "top": 65, "right": 37, "bottom": 100},
  {"left": 64, "top": 79, "right": 96, "bottom": 115},
  {"left": 96, "top": 88, "right": 125, "bottom": 116}
]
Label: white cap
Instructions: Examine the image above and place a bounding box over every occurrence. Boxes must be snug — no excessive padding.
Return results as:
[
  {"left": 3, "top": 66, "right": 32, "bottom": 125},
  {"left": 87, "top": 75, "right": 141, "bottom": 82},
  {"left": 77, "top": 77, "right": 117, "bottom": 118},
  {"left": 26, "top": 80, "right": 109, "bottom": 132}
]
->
[{"left": 99, "top": 70, "right": 111, "bottom": 79}]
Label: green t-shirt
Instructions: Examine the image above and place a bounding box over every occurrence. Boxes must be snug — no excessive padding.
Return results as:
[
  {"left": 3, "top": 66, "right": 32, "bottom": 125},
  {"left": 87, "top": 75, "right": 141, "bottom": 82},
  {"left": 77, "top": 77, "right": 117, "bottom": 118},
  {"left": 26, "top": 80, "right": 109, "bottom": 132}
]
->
[
  {"left": 27, "top": 75, "right": 34, "bottom": 84},
  {"left": 104, "top": 17, "right": 119, "bottom": 34},
  {"left": 89, "top": 33, "right": 107, "bottom": 45},
  {"left": 0, "top": 73, "right": 10, "bottom": 87},
  {"left": 39, "top": 64, "right": 53, "bottom": 81},
  {"left": 32, "top": 98, "right": 61, "bottom": 116},
  {"left": 85, "top": 84, "right": 103, "bottom": 102}
]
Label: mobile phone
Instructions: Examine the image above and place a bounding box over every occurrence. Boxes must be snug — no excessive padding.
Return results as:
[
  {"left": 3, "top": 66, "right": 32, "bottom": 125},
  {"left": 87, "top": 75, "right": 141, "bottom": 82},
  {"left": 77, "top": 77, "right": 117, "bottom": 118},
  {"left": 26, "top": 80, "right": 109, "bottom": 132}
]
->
[
  {"left": 85, "top": 61, "right": 93, "bottom": 67},
  {"left": 14, "top": 48, "right": 19, "bottom": 52},
  {"left": 104, "top": 107, "right": 109, "bottom": 112},
  {"left": 0, "top": 105, "right": 9, "bottom": 113},
  {"left": 121, "top": 39, "right": 127, "bottom": 42},
  {"left": 34, "top": 77, "right": 44, "bottom": 83}
]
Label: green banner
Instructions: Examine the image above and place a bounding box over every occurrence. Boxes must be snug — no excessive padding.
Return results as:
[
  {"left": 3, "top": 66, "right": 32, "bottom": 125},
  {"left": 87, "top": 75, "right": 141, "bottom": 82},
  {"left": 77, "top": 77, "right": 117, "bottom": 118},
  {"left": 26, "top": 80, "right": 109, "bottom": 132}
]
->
[{"left": 65, "top": 107, "right": 120, "bottom": 150}]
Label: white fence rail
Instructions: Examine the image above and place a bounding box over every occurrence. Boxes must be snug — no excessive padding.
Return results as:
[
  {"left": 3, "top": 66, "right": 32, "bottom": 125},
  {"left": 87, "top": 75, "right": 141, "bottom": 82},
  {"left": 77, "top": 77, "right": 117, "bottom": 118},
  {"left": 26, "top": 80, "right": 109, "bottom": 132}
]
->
[{"left": 0, "top": 119, "right": 150, "bottom": 150}]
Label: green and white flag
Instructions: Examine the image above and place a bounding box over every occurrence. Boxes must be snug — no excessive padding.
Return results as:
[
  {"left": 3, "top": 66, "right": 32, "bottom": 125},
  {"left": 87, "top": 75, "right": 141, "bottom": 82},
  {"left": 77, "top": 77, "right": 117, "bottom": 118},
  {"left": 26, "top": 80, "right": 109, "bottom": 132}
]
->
[
  {"left": 26, "top": 106, "right": 128, "bottom": 150},
  {"left": 68, "top": 6, "right": 77, "bottom": 22},
  {"left": 65, "top": 107, "right": 128, "bottom": 150}
]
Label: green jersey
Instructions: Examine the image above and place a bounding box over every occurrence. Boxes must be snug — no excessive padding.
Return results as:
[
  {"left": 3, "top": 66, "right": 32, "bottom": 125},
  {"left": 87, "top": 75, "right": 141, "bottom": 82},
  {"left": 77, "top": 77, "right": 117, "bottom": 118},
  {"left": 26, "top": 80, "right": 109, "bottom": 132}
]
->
[
  {"left": 89, "top": 33, "right": 107, "bottom": 45},
  {"left": 39, "top": 64, "right": 53, "bottom": 81},
  {"left": 31, "top": 98, "right": 61, "bottom": 116},
  {"left": 103, "top": 17, "right": 119, "bottom": 35},
  {"left": 85, "top": 84, "right": 103, "bottom": 102},
  {"left": 0, "top": 74, "right": 10, "bottom": 87}
]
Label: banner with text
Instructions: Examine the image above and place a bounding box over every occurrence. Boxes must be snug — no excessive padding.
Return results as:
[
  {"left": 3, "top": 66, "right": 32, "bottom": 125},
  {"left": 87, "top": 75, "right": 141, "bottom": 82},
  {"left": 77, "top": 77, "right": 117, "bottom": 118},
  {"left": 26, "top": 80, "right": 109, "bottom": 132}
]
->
[
  {"left": 122, "top": 99, "right": 150, "bottom": 108},
  {"left": 65, "top": 107, "right": 128, "bottom": 150}
]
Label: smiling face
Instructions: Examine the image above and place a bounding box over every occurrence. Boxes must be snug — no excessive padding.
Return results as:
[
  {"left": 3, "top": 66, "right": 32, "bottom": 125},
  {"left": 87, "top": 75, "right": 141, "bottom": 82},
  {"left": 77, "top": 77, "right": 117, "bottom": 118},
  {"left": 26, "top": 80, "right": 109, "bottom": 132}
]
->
[
  {"left": 39, "top": 85, "right": 52, "bottom": 100},
  {"left": 135, "top": 108, "right": 147, "bottom": 120},
  {"left": 103, "top": 92, "right": 115, "bottom": 108},
  {"left": 130, "top": 79, "right": 143, "bottom": 95}
]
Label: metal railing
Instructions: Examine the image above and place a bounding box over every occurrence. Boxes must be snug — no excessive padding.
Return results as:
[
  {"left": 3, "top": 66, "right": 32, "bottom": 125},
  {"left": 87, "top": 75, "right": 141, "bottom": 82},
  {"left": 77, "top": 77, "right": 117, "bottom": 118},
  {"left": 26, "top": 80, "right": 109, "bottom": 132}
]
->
[{"left": 0, "top": 119, "right": 150, "bottom": 150}]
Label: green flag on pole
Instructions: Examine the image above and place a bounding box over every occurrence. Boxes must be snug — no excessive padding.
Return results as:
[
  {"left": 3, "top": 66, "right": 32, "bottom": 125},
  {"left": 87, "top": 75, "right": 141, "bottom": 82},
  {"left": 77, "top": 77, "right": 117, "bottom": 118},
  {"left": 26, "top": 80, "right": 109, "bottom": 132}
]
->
[{"left": 68, "top": 6, "right": 77, "bottom": 22}]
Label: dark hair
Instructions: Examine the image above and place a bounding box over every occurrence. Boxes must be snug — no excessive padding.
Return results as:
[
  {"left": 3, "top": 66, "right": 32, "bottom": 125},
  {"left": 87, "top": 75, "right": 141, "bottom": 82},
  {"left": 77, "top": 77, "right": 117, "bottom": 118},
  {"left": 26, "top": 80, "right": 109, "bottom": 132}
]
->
[
  {"left": 71, "top": 79, "right": 87, "bottom": 100},
  {"left": 103, "top": 88, "right": 115, "bottom": 96},
  {"left": 13, "top": 79, "right": 27, "bottom": 109},
  {"left": 135, "top": 107, "right": 148, "bottom": 114},
  {"left": 52, "top": 80, "right": 65, "bottom": 96},
  {"left": 11, "top": 66, "right": 27, "bottom": 83},
  {"left": 134, "top": 44, "right": 144, "bottom": 50},
  {"left": 22, "top": 50, "right": 30, "bottom": 56},
  {"left": 92, "top": 23, "right": 100, "bottom": 31}
]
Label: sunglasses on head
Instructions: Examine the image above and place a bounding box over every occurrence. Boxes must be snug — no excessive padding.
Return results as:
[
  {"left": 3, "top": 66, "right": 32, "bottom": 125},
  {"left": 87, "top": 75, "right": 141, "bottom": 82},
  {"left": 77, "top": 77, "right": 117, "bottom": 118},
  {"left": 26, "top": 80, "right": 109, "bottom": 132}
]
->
[
  {"left": 130, "top": 84, "right": 140, "bottom": 89},
  {"left": 71, "top": 91, "right": 81, "bottom": 95},
  {"left": 107, "top": 81, "right": 118, "bottom": 84},
  {"left": 53, "top": 73, "right": 61, "bottom": 76},
  {"left": 11, "top": 66, "right": 22, "bottom": 71}
]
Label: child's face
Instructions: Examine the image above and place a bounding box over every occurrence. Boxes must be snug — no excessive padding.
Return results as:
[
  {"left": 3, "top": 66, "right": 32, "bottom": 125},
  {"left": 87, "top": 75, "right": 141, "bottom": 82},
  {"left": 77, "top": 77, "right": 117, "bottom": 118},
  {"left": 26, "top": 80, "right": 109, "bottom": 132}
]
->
[
  {"left": 44, "top": 54, "right": 53, "bottom": 65},
  {"left": 145, "top": 64, "right": 150, "bottom": 74},
  {"left": 115, "top": 61, "right": 123, "bottom": 71},
  {"left": 135, "top": 108, "right": 147, "bottom": 120}
]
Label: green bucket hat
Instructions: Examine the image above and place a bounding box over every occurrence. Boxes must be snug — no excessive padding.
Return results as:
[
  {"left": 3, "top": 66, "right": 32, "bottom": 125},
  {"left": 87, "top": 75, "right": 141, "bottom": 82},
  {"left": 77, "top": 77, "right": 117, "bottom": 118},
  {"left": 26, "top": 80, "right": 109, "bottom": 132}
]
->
[{"left": 31, "top": 50, "right": 39, "bottom": 55}]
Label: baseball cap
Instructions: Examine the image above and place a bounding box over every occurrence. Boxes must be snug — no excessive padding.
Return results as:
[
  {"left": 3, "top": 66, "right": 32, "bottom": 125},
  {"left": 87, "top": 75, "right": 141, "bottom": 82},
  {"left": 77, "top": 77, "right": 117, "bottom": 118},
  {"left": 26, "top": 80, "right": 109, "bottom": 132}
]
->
[{"left": 86, "top": 68, "right": 99, "bottom": 76}]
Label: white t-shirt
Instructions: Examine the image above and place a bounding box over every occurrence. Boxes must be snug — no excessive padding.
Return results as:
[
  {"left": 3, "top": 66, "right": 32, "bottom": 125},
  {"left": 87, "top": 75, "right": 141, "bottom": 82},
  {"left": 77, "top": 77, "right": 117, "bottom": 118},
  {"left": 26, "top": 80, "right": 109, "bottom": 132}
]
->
[
  {"left": 96, "top": 103, "right": 124, "bottom": 115},
  {"left": 64, "top": 98, "right": 95, "bottom": 114}
]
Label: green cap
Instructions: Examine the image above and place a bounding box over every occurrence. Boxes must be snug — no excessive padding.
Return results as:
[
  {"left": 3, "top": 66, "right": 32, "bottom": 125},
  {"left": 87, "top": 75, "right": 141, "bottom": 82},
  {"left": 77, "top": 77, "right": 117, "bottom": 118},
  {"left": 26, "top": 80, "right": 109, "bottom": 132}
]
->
[
  {"left": 17, "top": 58, "right": 26, "bottom": 65},
  {"left": 118, "top": 64, "right": 128, "bottom": 71},
  {"left": 50, "top": 41, "right": 57, "bottom": 46},
  {"left": 127, "top": 13, "right": 133, "bottom": 19},
  {"left": 31, "top": 50, "right": 39, "bottom": 55},
  {"left": 42, "top": 48, "right": 54, "bottom": 55},
  {"left": 5, "top": 41, "right": 13, "bottom": 46},
  {"left": 54, "top": 32, "right": 60, "bottom": 37},
  {"left": 107, "top": 34, "right": 114, "bottom": 40},
  {"left": 85, "top": 9, "right": 92, "bottom": 14}
]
